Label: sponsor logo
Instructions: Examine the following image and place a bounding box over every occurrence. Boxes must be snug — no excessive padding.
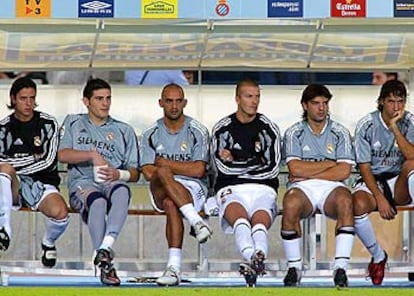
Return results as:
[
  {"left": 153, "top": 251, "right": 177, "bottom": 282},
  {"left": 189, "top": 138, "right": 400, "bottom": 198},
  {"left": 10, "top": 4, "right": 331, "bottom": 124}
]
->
[
  {"left": 331, "top": 0, "right": 366, "bottom": 17},
  {"left": 78, "top": 0, "right": 114, "bottom": 18},
  {"left": 373, "top": 141, "right": 382, "bottom": 148},
  {"left": 215, "top": 0, "right": 230, "bottom": 17},
  {"left": 268, "top": 0, "right": 303, "bottom": 17},
  {"left": 303, "top": 145, "right": 311, "bottom": 152},
  {"left": 16, "top": 0, "right": 51, "bottom": 18},
  {"left": 13, "top": 138, "right": 23, "bottom": 145},
  {"left": 142, "top": 0, "right": 177, "bottom": 18},
  {"left": 395, "top": 0, "right": 414, "bottom": 17}
]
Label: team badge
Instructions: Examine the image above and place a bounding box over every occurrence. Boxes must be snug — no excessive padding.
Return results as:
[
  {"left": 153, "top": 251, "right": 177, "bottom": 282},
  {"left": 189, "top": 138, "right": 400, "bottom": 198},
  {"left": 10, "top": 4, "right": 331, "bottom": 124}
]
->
[
  {"left": 326, "top": 143, "right": 334, "bottom": 154},
  {"left": 255, "top": 141, "right": 261, "bottom": 152},
  {"left": 180, "top": 141, "right": 188, "bottom": 151},
  {"left": 33, "top": 136, "right": 41, "bottom": 147},
  {"left": 106, "top": 132, "right": 114, "bottom": 141}
]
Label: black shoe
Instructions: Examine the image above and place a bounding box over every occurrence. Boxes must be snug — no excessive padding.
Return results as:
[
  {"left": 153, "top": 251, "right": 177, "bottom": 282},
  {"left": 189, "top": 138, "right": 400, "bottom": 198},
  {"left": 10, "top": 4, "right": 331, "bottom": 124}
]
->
[
  {"left": 41, "top": 244, "right": 57, "bottom": 267},
  {"left": 94, "top": 248, "right": 120, "bottom": 286},
  {"left": 284, "top": 267, "right": 301, "bottom": 286},
  {"left": 334, "top": 268, "right": 348, "bottom": 288},
  {"left": 239, "top": 263, "right": 257, "bottom": 287},
  {"left": 100, "top": 264, "right": 121, "bottom": 286},
  {"left": 0, "top": 227, "right": 10, "bottom": 251},
  {"left": 94, "top": 248, "right": 114, "bottom": 268},
  {"left": 251, "top": 250, "right": 266, "bottom": 276}
]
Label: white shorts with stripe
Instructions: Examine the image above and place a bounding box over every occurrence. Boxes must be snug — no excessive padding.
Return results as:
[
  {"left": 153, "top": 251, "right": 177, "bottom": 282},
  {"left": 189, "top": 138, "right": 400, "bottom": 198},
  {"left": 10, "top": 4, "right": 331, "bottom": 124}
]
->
[
  {"left": 288, "top": 179, "right": 347, "bottom": 216},
  {"left": 351, "top": 175, "right": 397, "bottom": 197},
  {"left": 216, "top": 183, "right": 278, "bottom": 234},
  {"left": 149, "top": 177, "right": 206, "bottom": 214}
]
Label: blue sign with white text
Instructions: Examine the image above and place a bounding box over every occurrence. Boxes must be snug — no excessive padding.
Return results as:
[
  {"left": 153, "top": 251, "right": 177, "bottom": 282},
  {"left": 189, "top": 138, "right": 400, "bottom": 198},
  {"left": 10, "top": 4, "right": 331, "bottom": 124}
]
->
[
  {"left": 268, "top": 0, "right": 303, "bottom": 17},
  {"left": 394, "top": 0, "right": 414, "bottom": 17},
  {"left": 78, "top": 0, "right": 114, "bottom": 18}
]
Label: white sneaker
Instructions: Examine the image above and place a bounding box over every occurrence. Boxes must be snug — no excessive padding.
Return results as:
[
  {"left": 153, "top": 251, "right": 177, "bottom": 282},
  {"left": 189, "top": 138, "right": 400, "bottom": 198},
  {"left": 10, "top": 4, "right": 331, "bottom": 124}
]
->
[
  {"left": 193, "top": 221, "right": 213, "bottom": 243},
  {"left": 156, "top": 266, "right": 181, "bottom": 286}
]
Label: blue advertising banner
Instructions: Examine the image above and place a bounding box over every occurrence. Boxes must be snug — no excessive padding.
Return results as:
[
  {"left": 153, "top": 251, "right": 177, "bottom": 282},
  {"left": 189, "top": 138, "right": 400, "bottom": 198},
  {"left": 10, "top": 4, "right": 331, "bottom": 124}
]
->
[
  {"left": 78, "top": 0, "right": 114, "bottom": 18},
  {"left": 394, "top": 0, "right": 414, "bottom": 17},
  {"left": 268, "top": 0, "right": 303, "bottom": 17}
]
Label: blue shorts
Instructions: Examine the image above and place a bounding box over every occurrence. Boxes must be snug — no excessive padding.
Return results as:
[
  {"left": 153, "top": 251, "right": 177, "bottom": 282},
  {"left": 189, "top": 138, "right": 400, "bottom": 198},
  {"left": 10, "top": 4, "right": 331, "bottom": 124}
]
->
[
  {"left": 69, "top": 180, "right": 131, "bottom": 222},
  {"left": 18, "top": 175, "right": 61, "bottom": 210}
]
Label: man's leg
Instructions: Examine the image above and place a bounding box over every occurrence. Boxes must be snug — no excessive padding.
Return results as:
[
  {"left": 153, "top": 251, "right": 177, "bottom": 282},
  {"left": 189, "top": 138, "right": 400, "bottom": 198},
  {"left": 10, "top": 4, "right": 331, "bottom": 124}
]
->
[
  {"left": 281, "top": 188, "right": 312, "bottom": 286},
  {"left": 0, "top": 164, "right": 19, "bottom": 251},
  {"left": 102, "top": 184, "right": 130, "bottom": 250},
  {"left": 151, "top": 167, "right": 211, "bottom": 243},
  {"left": 353, "top": 190, "right": 387, "bottom": 285},
  {"left": 395, "top": 161, "right": 414, "bottom": 205},
  {"left": 324, "top": 187, "right": 355, "bottom": 287},
  {"left": 156, "top": 198, "right": 183, "bottom": 286},
  {"left": 251, "top": 210, "right": 272, "bottom": 275},
  {"left": 37, "top": 192, "right": 69, "bottom": 268}
]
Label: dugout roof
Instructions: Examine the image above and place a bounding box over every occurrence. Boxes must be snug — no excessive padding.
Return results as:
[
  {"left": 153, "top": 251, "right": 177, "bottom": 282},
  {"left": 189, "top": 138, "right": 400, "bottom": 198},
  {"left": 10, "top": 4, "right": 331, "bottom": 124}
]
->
[{"left": 0, "top": 17, "right": 413, "bottom": 71}]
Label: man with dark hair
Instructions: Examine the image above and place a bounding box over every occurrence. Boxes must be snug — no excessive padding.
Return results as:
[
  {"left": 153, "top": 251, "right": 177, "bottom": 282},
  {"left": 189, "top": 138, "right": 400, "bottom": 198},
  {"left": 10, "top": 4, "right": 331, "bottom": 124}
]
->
[
  {"left": 372, "top": 72, "right": 398, "bottom": 86},
  {"left": 140, "top": 83, "right": 212, "bottom": 286},
  {"left": 281, "top": 84, "right": 355, "bottom": 288},
  {"left": 0, "top": 77, "right": 69, "bottom": 268},
  {"left": 210, "top": 78, "right": 281, "bottom": 287},
  {"left": 353, "top": 79, "right": 414, "bottom": 285},
  {"left": 58, "top": 78, "right": 139, "bottom": 286}
]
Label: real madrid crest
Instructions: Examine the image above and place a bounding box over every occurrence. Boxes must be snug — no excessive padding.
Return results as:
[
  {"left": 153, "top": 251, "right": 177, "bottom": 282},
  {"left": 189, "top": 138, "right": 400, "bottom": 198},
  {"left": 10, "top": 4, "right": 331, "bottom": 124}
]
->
[
  {"left": 33, "top": 136, "right": 41, "bottom": 147},
  {"left": 106, "top": 132, "right": 114, "bottom": 141},
  {"left": 326, "top": 143, "right": 334, "bottom": 154},
  {"left": 255, "top": 141, "right": 261, "bottom": 153},
  {"left": 181, "top": 141, "right": 188, "bottom": 152}
]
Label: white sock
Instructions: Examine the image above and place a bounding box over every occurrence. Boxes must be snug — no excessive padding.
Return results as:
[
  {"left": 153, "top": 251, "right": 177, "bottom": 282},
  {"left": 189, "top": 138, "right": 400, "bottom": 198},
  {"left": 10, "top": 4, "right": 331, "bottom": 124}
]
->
[
  {"left": 99, "top": 235, "right": 115, "bottom": 251},
  {"left": 282, "top": 238, "right": 302, "bottom": 270},
  {"left": 334, "top": 227, "right": 354, "bottom": 270},
  {"left": 43, "top": 216, "right": 69, "bottom": 247},
  {"left": 167, "top": 248, "right": 182, "bottom": 271},
  {"left": 355, "top": 214, "right": 384, "bottom": 262},
  {"left": 0, "top": 173, "right": 13, "bottom": 237},
  {"left": 233, "top": 218, "right": 254, "bottom": 261},
  {"left": 179, "top": 204, "right": 202, "bottom": 226},
  {"left": 252, "top": 224, "right": 268, "bottom": 257}
]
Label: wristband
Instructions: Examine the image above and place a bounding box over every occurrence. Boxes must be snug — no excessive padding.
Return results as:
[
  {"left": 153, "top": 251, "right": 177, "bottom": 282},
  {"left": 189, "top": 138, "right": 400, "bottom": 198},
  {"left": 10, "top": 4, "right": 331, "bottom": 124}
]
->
[{"left": 118, "top": 169, "right": 131, "bottom": 182}]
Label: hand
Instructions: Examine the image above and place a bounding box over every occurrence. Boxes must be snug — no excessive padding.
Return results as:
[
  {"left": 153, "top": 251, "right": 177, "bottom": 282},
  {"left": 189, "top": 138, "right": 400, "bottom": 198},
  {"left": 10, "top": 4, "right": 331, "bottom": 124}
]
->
[
  {"left": 389, "top": 110, "right": 404, "bottom": 127},
  {"left": 90, "top": 150, "right": 107, "bottom": 166},
  {"left": 155, "top": 156, "right": 169, "bottom": 167},
  {"left": 376, "top": 194, "right": 397, "bottom": 220},
  {"left": 219, "top": 149, "right": 233, "bottom": 162},
  {"left": 288, "top": 174, "right": 307, "bottom": 183}
]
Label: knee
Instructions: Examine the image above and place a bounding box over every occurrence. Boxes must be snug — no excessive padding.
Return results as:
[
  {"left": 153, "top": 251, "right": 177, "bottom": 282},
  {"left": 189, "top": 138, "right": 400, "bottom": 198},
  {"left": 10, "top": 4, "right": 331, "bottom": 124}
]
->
[
  {"left": 48, "top": 201, "right": 69, "bottom": 220},
  {"left": 336, "top": 188, "right": 353, "bottom": 210},
  {"left": 162, "top": 198, "right": 178, "bottom": 213},
  {"left": 352, "top": 192, "right": 371, "bottom": 216}
]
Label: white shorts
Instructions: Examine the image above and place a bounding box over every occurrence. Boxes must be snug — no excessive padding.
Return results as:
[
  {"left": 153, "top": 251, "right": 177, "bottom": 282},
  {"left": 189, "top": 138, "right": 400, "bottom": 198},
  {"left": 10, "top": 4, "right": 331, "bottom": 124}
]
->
[
  {"left": 150, "top": 177, "right": 206, "bottom": 214},
  {"left": 216, "top": 183, "right": 278, "bottom": 234},
  {"left": 352, "top": 175, "right": 397, "bottom": 197},
  {"left": 288, "top": 179, "right": 347, "bottom": 216}
]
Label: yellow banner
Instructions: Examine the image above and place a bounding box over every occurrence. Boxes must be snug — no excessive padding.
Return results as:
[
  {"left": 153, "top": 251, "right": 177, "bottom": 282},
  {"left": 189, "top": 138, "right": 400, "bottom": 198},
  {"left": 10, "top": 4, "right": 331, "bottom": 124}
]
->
[
  {"left": 16, "top": 0, "right": 51, "bottom": 18},
  {"left": 141, "top": 0, "right": 178, "bottom": 19}
]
